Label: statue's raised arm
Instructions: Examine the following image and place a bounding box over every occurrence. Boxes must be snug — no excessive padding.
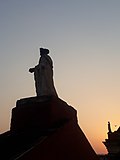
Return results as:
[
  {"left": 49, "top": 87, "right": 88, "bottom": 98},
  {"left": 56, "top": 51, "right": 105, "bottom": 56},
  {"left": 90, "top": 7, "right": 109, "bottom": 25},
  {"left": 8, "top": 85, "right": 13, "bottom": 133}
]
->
[
  {"left": 29, "top": 48, "right": 58, "bottom": 97},
  {"left": 29, "top": 67, "right": 35, "bottom": 73}
]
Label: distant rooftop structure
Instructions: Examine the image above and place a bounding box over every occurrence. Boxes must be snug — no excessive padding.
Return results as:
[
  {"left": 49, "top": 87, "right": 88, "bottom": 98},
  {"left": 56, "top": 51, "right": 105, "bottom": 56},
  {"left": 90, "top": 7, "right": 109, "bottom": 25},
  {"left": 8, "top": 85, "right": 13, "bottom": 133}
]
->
[{"left": 103, "top": 121, "right": 120, "bottom": 159}]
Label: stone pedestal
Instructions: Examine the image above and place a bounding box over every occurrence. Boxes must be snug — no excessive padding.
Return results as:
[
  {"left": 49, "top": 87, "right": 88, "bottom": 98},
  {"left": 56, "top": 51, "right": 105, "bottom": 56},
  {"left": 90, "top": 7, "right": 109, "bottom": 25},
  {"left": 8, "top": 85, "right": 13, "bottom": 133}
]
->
[
  {"left": 1, "top": 96, "right": 99, "bottom": 160},
  {"left": 10, "top": 96, "right": 77, "bottom": 133}
]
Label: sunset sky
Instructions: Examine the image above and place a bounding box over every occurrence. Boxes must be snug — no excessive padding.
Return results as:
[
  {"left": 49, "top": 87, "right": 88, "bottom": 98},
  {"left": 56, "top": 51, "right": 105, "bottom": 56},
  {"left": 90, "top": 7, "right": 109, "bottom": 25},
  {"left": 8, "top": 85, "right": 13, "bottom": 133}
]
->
[{"left": 0, "top": 0, "right": 120, "bottom": 154}]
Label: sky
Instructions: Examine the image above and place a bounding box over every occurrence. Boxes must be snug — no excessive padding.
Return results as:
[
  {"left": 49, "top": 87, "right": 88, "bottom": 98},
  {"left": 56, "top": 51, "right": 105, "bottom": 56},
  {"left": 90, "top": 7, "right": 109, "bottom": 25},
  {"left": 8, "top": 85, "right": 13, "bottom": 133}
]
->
[{"left": 0, "top": 0, "right": 120, "bottom": 154}]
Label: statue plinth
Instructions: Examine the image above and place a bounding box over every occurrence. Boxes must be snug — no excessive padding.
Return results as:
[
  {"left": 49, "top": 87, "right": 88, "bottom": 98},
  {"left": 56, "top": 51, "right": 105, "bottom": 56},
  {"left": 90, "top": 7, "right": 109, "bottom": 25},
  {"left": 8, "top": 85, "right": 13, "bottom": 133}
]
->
[
  {"left": 0, "top": 96, "right": 99, "bottom": 160},
  {"left": 10, "top": 96, "right": 77, "bottom": 133}
]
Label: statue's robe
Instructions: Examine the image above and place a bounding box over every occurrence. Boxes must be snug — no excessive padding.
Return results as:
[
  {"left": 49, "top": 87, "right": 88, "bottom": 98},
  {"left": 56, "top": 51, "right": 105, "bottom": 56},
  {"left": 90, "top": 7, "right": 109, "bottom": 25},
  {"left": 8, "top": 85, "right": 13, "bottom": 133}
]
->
[{"left": 34, "top": 54, "right": 58, "bottom": 97}]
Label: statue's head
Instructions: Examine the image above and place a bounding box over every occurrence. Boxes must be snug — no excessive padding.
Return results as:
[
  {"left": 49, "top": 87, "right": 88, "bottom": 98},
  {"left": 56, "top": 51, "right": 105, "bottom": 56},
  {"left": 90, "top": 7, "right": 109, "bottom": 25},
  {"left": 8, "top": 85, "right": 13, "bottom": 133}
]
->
[{"left": 40, "top": 48, "right": 49, "bottom": 55}]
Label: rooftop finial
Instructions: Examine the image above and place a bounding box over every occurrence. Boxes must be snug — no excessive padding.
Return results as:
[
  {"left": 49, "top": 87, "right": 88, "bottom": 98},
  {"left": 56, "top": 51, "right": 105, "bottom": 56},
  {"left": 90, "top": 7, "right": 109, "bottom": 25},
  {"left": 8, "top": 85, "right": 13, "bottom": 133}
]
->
[{"left": 108, "top": 121, "right": 112, "bottom": 133}]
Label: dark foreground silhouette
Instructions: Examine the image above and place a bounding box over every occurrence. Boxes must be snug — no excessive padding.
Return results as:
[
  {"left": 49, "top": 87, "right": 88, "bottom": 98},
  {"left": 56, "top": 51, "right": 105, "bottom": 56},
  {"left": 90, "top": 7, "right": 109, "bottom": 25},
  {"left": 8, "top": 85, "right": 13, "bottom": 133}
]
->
[{"left": 0, "top": 96, "right": 99, "bottom": 160}]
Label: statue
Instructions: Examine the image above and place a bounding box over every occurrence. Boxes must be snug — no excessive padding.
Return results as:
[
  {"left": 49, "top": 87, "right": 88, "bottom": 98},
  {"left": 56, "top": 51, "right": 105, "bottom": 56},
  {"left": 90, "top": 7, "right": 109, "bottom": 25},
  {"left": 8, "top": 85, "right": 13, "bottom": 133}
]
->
[{"left": 29, "top": 48, "right": 58, "bottom": 97}]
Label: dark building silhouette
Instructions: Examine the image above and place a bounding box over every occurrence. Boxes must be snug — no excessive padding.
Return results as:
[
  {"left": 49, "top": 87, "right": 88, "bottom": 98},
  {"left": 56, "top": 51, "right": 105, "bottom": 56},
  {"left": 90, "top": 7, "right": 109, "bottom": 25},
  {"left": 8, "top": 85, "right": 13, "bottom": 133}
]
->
[
  {"left": 0, "top": 96, "right": 99, "bottom": 160},
  {"left": 103, "top": 122, "right": 120, "bottom": 160}
]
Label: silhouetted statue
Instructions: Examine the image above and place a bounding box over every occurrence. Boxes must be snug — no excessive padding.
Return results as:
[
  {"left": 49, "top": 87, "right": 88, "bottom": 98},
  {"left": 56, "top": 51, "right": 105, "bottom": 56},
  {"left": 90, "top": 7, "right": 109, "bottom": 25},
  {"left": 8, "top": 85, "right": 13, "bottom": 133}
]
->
[{"left": 29, "top": 48, "right": 58, "bottom": 97}]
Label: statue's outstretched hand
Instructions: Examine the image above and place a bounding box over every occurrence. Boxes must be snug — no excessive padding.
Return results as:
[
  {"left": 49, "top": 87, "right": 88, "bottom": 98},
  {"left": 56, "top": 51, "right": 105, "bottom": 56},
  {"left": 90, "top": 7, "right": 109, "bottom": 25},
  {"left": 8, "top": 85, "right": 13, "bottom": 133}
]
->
[{"left": 29, "top": 68, "right": 35, "bottom": 73}]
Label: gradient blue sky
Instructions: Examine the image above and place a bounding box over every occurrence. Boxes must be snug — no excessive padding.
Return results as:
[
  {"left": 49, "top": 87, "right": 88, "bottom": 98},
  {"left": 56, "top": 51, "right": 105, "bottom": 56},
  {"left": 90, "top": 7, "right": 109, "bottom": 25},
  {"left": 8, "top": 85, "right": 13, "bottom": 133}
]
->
[{"left": 0, "top": 0, "right": 120, "bottom": 154}]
